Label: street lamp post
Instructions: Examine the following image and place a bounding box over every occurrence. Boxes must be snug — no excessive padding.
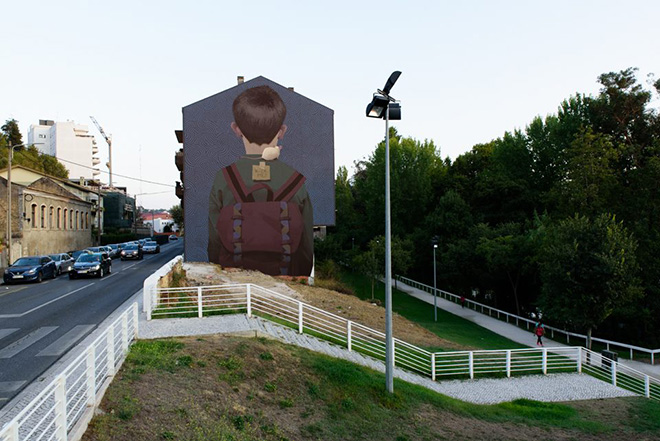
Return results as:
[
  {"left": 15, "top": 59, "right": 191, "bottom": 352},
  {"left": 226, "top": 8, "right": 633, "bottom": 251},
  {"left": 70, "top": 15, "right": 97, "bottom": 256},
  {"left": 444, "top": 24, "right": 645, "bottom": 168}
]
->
[
  {"left": 366, "top": 71, "right": 402, "bottom": 394},
  {"left": 433, "top": 243, "right": 438, "bottom": 321}
]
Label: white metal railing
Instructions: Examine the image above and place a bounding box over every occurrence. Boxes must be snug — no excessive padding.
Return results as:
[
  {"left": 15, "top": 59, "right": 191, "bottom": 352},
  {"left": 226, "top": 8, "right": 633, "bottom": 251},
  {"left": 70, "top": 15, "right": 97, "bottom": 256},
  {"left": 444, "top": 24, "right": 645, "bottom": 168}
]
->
[
  {"left": 396, "top": 275, "right": 660, "bottom": 365},
  {"left": 147, "top": 283, "right": 660, "bottom": 401},
  {"left": 143, "top": 255, "right": 183, "bottom": 319},
  {"left": 0, "top": 303, "right": 138, "bottom": 441}
]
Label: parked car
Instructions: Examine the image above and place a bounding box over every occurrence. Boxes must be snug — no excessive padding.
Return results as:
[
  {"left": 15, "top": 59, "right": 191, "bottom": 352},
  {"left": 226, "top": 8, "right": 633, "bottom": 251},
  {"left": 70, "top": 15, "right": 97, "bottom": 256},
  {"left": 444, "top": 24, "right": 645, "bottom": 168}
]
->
[
  {"left": 142, "top": 241, "right": 160, "bottom": 254},
  {"left": 107, "top": 244, "right": 121, "bottom": 258},
  {"left": 86, "top": 246, "right": 106, "bottom": 254},
  {"left": 4, "top": 256, "right": 57, "bottom": 284},
  {"left": 120, "top": 244, "right": 143, "bottom": 260},
  {"left": 169, "top": 234, "right": 178, "bottom": 241},
  {"left": 69, "top": 253, "right": 111, "bottom": 279},
  {"left": 69, "top": 249, "right": 93, "bottom": 261},
  {"left": 48, "top": 253, "right": 75, "bottom": 275}
]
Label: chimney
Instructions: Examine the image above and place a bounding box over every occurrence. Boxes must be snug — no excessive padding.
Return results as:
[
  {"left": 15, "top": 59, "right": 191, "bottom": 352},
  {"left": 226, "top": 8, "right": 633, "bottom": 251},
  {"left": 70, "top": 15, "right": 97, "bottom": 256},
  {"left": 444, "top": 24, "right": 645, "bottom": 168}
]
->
[
  {"left": 237, "top": 76, "right": 244, "bottom": 85},
  {"left": 288, "top": 87, "right": 294, "bottom": 91}
]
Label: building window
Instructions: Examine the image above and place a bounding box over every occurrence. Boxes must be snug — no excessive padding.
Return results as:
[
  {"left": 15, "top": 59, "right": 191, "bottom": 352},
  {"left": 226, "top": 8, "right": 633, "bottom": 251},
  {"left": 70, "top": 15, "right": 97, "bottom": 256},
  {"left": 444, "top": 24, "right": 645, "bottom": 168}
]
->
[
  {"left": 31, "top": 204, "right": 37, "bottom": 228},
  {"left": 38, "top": 134, "right": 46, "bottom": 139},
  {"left": 49, "top": 206, "right": 54, "bottom": 229},
  {"left": 69, "top": 210, "right": 73, "bottom": 230},
  {"left": 57, "top": 207, "right": 62, "bottom": 229},
  {"left": 63, "top": 209, "right": 68, "bottom": 230},
  {"left": 41, "top": 205, "right": 46, "bottom": 228},
  {"left": 74, "top": 211, "right": 78, "bottom": 230}
]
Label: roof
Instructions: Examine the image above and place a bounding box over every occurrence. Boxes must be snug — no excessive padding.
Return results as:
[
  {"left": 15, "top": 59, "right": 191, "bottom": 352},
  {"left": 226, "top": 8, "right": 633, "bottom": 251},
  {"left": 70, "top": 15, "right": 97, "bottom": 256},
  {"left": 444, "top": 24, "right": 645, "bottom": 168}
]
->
[{"left": 183, "top": 76, "right": 333, "bottom": 113}]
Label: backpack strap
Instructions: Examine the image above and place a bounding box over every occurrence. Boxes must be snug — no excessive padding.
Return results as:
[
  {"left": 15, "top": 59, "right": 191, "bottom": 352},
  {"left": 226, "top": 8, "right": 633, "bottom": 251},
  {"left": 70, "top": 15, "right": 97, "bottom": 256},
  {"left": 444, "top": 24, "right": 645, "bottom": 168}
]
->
[
  {"left": 274, "top": 172, "right": 306, "bottom": 202},
  {"left": 222, "top": 164, "right": 253, "bottom": 203}
]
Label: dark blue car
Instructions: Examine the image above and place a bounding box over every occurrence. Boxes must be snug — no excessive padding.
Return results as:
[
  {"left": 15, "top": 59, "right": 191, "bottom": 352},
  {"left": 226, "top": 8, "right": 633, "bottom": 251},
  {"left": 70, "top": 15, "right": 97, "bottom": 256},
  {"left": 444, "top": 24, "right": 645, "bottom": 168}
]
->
[{"left": 4, "top": 256, "right": 57, "bottom": 284}]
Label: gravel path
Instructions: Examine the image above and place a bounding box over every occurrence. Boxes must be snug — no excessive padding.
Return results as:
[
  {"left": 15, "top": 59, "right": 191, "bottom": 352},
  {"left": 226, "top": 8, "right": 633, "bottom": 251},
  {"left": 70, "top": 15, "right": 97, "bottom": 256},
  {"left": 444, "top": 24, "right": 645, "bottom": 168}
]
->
[{"left": 138, "top": 311, "right": 636, "bottom": 404}]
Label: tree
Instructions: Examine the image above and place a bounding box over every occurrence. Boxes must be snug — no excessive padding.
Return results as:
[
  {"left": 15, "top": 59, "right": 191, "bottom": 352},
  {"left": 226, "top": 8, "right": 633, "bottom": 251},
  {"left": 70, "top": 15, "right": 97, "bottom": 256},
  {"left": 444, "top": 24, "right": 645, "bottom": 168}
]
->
[
  {"left": 1, "top": 119, "right": 23, "bottom": 147},
  {"left": 353, "top": 247, "right": 379, "bottom": 300},
  {"left": 537, "top": 214, "right": 642, "bottom": 349},
  {"left": 169, "top": 204, "right": 183, "bottom": 230}
]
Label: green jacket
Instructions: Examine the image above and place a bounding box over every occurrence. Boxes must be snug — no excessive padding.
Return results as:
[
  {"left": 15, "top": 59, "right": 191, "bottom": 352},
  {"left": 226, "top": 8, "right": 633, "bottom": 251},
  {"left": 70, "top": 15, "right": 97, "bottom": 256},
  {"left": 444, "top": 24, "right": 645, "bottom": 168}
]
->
[{"left": 208, "top": 154, "right": 314, "bottom": 276}]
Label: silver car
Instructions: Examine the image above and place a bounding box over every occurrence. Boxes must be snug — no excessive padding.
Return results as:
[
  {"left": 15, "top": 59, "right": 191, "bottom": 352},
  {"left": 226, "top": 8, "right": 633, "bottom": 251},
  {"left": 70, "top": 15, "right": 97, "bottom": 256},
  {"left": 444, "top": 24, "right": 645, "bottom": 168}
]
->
[
  {"left": 48, "top": 253, "right": 75, "bottom": 275},
  {"left": 142, "top": 241, "right": 160, "bottom": 254}
]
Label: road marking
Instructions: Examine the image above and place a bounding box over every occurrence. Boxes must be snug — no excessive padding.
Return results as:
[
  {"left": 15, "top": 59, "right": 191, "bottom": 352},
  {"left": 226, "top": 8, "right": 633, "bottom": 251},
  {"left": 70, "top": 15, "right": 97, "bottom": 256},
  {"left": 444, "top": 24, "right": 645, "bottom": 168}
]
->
[
  {"left": 0, "top": 285, "right": 29, "bottom": 299},
  {"left": 0, "top": 327, "right": 58, "bottom": 358},
  {"left": 121, "top": 262, "right": 140, "bottom": 271},
  {"left": 0, "top": 381, "right": 26, "bottom": 393},
  {"left": 0, "top": 283, "right": 95, "bottom": 318},
  {"left": 37, "top": 325, "right": 95, "bottom": 357},
  {"left": 0, "top": 329, "right": 19, "bottom": 341}
]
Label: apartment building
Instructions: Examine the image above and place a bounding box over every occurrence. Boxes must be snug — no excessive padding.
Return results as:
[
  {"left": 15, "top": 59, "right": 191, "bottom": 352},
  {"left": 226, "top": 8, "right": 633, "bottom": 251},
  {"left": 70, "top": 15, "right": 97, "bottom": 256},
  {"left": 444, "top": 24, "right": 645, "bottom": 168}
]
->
[{"left": 28, "top": 120, "right": 101, "bottom": 181}]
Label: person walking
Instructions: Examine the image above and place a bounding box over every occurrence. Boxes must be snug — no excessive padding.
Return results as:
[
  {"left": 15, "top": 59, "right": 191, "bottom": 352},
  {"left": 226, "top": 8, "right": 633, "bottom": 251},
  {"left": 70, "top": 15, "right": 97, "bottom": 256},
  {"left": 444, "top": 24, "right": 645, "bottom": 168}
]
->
[
  {"left": 460, "top": 296, "right": 466, "bottom": 308},
  {"left": 534, "top": 321, "right": 545, "bottom": 346}
]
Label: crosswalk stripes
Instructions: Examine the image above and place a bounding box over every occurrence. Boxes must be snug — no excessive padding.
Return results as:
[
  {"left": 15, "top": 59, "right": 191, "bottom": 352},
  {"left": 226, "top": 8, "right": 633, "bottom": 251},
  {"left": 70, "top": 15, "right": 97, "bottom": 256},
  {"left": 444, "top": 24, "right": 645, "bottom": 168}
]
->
[
  {"left": 0, "top": 327, "right": 58, "bottom": 359},
  {"left": 37, "top": 325, "right": 94, "bottom": 357},
  {"left": 0, "top": 328, "right": 19, "bottom": 341}
]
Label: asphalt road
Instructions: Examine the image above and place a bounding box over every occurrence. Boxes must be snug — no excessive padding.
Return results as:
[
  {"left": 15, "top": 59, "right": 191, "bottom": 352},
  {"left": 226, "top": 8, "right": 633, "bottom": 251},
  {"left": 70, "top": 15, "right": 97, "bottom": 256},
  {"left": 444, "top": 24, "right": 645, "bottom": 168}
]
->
[{"left": 0, "top": 240, "right": 184, "bottom": 407}]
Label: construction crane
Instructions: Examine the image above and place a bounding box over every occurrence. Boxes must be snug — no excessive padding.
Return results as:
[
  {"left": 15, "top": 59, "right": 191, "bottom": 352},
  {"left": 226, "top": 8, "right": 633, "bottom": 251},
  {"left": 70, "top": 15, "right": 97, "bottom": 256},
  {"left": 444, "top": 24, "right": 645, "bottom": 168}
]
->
[{"left": 89, "top": 116, "right": 113, "bottom": 187}]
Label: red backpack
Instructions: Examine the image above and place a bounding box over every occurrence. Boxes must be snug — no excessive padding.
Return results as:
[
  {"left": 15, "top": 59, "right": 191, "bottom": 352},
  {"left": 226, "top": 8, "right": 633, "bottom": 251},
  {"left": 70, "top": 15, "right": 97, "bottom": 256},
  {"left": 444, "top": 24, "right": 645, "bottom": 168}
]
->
[{"left": 216, "top": 164, "right": 306, "bottom": 276}]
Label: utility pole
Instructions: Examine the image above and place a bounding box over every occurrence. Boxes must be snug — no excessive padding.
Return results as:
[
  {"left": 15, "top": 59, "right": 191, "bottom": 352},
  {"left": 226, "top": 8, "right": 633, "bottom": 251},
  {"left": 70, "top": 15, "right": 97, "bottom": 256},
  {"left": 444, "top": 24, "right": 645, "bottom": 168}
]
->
[{"left": 6, "top": 141, "right": 13, "bottom": 265}]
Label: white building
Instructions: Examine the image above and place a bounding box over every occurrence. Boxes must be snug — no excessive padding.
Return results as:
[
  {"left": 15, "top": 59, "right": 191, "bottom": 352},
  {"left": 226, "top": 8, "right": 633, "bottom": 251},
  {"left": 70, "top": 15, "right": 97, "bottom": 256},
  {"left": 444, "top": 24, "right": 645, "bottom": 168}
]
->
[{"left": 28, "top": 120, "right": 101, "bottom": 181}]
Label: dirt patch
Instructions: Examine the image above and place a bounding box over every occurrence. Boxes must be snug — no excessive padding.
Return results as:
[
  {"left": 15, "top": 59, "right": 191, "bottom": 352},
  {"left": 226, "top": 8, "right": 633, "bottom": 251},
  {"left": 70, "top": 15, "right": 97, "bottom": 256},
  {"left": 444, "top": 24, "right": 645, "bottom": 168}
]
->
[{"left": 179, "top": 262, "right": 462, "bottom": 350}]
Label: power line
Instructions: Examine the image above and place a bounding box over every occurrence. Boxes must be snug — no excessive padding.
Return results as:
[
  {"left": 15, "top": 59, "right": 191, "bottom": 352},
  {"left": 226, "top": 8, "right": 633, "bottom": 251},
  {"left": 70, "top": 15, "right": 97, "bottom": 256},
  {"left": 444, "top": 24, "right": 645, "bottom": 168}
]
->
[{"left": 52, "top": 156, "right": 175, "bottom": 188}]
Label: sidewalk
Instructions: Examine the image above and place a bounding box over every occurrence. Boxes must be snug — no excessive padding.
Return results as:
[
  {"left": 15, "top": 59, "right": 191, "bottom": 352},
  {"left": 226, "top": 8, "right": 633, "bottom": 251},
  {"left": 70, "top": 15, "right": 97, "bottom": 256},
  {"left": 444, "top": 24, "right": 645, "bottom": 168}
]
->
[{"left": 395, "top": 279, "right": 660, "bottom": 379}]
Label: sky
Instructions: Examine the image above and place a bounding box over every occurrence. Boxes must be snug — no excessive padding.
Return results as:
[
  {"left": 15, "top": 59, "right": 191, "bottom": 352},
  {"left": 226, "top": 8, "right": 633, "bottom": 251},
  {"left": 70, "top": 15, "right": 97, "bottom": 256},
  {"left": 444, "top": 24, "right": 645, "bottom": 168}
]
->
[{"left": 4, "top": 0, "right": 660, "bottom": 209}]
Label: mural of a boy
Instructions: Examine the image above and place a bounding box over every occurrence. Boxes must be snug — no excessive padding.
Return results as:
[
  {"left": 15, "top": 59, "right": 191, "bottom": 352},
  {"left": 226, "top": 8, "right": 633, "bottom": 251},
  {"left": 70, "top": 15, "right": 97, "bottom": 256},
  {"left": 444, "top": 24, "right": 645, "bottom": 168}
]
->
[{"left": 207, "top": 85, "right": 314, "bottom": 276}]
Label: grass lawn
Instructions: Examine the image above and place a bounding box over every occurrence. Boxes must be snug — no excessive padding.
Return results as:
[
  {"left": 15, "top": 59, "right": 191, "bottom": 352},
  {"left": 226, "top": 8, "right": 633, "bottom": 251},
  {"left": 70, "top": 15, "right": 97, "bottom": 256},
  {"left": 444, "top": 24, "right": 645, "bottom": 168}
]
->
[
  {"left": 340, "top": 271, "right": 527, "bottom": 351},
  {"left": 81, "top": 336, "right": 660, "bottom": 441}
]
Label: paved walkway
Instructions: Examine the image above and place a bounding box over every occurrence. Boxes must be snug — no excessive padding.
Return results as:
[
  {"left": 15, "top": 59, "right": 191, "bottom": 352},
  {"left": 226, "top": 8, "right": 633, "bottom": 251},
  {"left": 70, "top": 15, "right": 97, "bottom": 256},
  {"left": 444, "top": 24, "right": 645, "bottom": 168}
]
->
[{"left": 394, "top": 279, "right": 660, "bottom": 379}]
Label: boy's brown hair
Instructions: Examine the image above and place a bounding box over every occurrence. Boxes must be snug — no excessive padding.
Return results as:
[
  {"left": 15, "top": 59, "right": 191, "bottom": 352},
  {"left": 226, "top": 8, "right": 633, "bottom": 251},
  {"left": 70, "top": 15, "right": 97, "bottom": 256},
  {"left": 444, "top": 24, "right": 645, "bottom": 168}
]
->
[{"left": 232, "top": 85, "right": 287, "bottom": 145}]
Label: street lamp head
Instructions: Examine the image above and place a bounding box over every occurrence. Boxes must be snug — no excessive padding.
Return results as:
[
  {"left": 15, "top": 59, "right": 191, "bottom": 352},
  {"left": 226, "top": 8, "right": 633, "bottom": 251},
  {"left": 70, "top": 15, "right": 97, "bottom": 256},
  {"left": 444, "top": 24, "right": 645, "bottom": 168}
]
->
[
  {"left": 382, "top": 71, "right": 402, "bottom": 95},
  {"left": 366, "top": 94, "right": 390, "bottom": 118}
]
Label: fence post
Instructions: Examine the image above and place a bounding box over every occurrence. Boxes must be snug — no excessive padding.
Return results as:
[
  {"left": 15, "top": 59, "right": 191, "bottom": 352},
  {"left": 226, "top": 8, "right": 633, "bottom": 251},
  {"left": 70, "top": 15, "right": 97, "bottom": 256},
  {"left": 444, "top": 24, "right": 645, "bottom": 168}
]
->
[
  {"left": 86, "top": 345, "right": 96, "bottom": 406},
  {"left": 431, "top": 353, "right": 436, "bottom": 381},
  {"left": 469, "top": 352, "right": 474, "bottom": 379},
  {"left": 630, "top": 347, "right": 633, "bottom": 360},
  {"left": 347, "top": 321, "right": 352, "bottom": 352},
  {"left": 542, "top": 348, "right": 547, "bottom": 374},
  {"left": 506, "top": 350, "right": 511, "bottom": 378},
  {"left": 577, "top": 347, "right": 582, "bottom": 373},
  {"left": 122, "top": 313, "right": 129, "bottom": 352},
  {"left": 133, "top": 302, "right": 139, "bottom": 339},
  {"left": 645, "top": 376, "right": 650, "bottom": 398},
  {"left": 8, "top": 420, "right": 19, "bottom": 441},
  {"left": 107, "top": 326, "right": 115, "bottom": 377},
  {"left": 197, "top": 287, "right": 203, "bottom": 318},
  {"left": 298, "top": 302, "right": 303, "bottom": 334},
  {"left": 652, "top": 352, "right": 655, "bottom": 365},
  {"left": 55, "top": 374, "right": 67, "bottom": 440},
  {"left": 611, "top": 361, "right": 617, "bottom": 387},
  {"left": 246, "top": 284, "right": 252, "bottom": 317}
]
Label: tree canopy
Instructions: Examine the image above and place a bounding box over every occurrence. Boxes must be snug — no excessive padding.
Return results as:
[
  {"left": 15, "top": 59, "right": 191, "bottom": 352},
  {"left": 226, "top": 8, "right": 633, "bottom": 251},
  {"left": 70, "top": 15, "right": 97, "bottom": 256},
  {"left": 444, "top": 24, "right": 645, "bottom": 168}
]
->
[{"left": 322, "top": 67, "right": 660, "bottom": 347}]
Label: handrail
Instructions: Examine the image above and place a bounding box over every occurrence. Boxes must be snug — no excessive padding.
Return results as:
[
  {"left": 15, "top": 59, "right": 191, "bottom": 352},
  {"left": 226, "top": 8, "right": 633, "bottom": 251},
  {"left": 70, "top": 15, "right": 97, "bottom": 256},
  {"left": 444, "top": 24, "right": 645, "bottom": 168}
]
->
[
  {"left": 0, "top": 303, "right": 138, "bottom": 441},
  {"left": 395, "top": 275, "right": 660, "bottom": 364},
  {"left": 147, "top": 282, "right": 659, "bottom": 401}
]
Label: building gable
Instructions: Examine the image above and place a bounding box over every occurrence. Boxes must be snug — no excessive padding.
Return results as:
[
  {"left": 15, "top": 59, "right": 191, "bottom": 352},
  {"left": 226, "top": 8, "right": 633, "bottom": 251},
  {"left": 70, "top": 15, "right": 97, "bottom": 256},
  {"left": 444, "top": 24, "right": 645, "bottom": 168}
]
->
[{"left": 27, "top": 177, "right": 86, "bottom": 203}]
